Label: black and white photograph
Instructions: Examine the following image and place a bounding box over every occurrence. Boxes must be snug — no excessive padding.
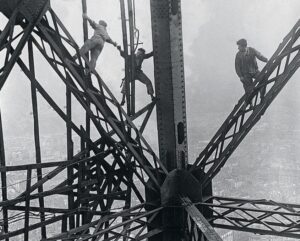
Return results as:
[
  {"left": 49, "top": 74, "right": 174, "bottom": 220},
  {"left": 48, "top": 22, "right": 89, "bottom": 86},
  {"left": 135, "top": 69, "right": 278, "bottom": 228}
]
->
[{"left": 0, "top": 0, "right": 299, "bottom": 240}]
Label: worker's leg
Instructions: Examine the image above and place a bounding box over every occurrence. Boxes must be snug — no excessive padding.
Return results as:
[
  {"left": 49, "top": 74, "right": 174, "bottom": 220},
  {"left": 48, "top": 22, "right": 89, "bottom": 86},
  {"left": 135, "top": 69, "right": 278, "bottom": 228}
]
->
[
  {"left": 90, "top": 44, "right": 103, "bottom": 70},
  {"left": 241, "top": 75, "right": 254, "bottom": 103},
  {"left": 80, "top": 39, "right": 95, "bottom": 56},
  {"left": 80, "top": 37, "right": 103, "bottom": 68},
  {"left": 120, "top": 94, "right": 126, "bottom": 106},
  {"left": 136, "top": 71, "right": 154, "bottom": 96},
  {"left": 253, "top": 71, "right": 266, "bottom": 99},
  {"left": 121, "top": 81, "right": 127, "bottom": 94},
  {"left": 90, "top": 48, "right": 101, "bottom": 70}
]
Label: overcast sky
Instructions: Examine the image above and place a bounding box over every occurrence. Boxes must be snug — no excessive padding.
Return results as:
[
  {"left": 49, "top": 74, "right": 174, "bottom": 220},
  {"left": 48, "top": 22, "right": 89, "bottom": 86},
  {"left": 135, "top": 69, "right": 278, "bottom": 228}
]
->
[{"left": 1, "top": 0, "right": 300, "bottom": 161}]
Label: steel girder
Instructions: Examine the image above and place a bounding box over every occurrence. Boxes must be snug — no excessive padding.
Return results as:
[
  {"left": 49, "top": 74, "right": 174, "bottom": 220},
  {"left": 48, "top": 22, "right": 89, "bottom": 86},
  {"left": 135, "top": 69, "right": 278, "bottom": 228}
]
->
[
  {"left": 190, "top": 19, "right": 300, "bottom": 188},
  {"left": 0, "top": 4, "right": 167, "bottom": 240},
  {"left": 0, "top": 0, "right": 49, "bottom": 90},
  {"left": 198, "top": 196, "right": 300, "bottom": 239},
  {"left": 40, "top": 204, "right": 163, "bottom": 241},
  {"left": 1, "top": 0, "right": 300, "bottom": 240},
  {"left": 182, "top": 197, "right": 223, "bottom": 241}
]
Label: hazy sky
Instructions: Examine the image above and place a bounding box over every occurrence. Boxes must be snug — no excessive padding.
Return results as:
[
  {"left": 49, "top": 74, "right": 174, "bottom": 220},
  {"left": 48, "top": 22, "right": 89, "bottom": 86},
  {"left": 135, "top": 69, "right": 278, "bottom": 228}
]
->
[{"left": 0, "top": 0, "right": 300, "bottom": 161}]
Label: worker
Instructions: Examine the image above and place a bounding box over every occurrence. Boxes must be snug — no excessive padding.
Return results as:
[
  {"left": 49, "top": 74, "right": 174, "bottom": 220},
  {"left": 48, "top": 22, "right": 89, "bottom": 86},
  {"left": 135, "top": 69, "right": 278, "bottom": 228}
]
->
[
  {"left": 235, "top": 38, "right": 268, "bottom": 103},
  {"left": 117, "top": 46, "right": 155, "bottom": 105},
  {"left": 79, "top": 13, "right": 118, "bottom": 70}
]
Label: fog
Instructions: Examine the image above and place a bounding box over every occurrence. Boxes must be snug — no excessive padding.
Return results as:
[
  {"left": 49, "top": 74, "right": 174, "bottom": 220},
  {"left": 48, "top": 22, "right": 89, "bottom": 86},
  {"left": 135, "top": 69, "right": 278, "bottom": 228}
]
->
[
  {"left": 0, "top": 0, "right": 300, "bottom": 165},
  {"left": 1, "top": 2, "right": 300, "bottom": 239}
]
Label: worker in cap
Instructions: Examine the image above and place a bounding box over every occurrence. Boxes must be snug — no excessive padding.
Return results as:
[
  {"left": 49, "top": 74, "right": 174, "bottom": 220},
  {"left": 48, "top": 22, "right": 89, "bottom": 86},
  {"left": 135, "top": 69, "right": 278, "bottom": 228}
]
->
[
  {"left": 117, "top": 46, "right": 155, "bottom": 105},
  {"left": 235, "top": 38, "right": 268, "bottom": 103},
  {"left": 79, "top": 14, "right": 118, "bottom": 70}
]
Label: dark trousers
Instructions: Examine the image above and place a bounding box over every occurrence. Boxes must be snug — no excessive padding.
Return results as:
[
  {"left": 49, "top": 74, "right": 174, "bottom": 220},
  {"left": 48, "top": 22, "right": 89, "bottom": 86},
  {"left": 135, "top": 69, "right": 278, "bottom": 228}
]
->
[
  {"left": 241, "top": 71, "right": 265, "bottom": 102},
  {"left": 121, "top": 70, "right": 154, "bottom": 95}
]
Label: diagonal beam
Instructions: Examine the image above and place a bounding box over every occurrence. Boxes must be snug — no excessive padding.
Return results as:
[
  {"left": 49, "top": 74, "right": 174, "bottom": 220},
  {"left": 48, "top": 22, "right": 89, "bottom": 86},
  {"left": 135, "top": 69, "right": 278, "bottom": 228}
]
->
[
  {"left": 181, "top": 197, "right": 223, "bottom": 241},
  {"left": 30, "top": 21, "right": 165, "bottom": 192},
  {"left": 0, "top": 212, "right": 75, "bottom": 240},
  {"left": 43, "top": 205, "right": 163, "bottom": 241},
  {"left": 28, "top": 37, "right": 47, "bottom": 239},
  {"left": 0, "top": 0, "right": 49, "bottom": 90},
  {"left": 33, "top": 13, "right": 166, "bottom": 188},
  {"left": 190, "top": 19, "right": 300, "bottom": 188},
  {"left": 199, "top": 196, "right": 300, "bottom": 239}
]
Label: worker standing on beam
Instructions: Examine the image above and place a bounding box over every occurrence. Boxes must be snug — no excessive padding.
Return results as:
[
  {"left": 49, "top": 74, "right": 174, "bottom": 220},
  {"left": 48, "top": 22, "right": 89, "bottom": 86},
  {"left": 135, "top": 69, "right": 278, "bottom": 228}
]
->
[
  {"left": 79, "top": 13, "right": 118, "bottom": 70},
  {"left": 235, "top": 38, "right": 268, "bottom": 103},
  {"left": 118, "top": 46, "right": 155, "bottom": 105}
]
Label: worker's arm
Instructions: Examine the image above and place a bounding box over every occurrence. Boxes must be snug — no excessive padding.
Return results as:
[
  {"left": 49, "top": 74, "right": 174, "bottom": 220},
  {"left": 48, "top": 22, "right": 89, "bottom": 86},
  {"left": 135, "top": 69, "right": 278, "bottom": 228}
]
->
[
  {"left": 117, "top": 46, "right": 125, "bottom": 58},
  {"left": 83, "top": 14, "right": 97, "bottom": 29},
  {"left": 253, "top": 48, "right": 268, "bottom": 62},
  {"left": 105, "top": 36, "right": 117, "bottom": 47},
  {"left": 144, "top": 51, "right": 153, "bottom": 59},
  {"left": 235, "top": 54, "right": 243, "bottom": 79}
]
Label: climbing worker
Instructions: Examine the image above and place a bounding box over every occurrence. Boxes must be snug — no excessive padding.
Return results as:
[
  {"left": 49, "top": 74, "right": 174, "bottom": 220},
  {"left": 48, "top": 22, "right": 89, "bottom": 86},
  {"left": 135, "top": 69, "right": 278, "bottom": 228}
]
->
[
  {"left": 79, "top": 13, "right": 118, "bottom": 70},
  {"left": 117, "top": 46, "right": 155, "bottom": 105},
  {"left": 235, "top": 38, "right": 268, "bottom": 103}
]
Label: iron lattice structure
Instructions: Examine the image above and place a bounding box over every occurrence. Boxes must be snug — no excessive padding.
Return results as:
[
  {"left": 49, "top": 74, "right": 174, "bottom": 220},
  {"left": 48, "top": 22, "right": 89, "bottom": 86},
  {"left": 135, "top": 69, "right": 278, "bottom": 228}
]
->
[{"left": 0, "top": 0, "right": 299, "bottom": 240}]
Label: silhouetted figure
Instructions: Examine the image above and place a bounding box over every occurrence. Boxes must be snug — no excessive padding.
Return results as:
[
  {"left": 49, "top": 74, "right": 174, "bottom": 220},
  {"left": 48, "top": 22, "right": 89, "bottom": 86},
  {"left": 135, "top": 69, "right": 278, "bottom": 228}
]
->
[
  {"left": 235, "top": 38, "right": 268, "bottom": 103},
  {"left": 118, "top": 46, "right": 155, "bottom": 105},
  {"left": 79, "top": 14, "right": 118, "bottom": 70}
]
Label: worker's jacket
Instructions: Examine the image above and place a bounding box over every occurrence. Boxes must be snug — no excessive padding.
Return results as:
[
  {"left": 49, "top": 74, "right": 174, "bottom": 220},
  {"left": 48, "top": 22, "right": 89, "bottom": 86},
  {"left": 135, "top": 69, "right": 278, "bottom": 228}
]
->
[
  {"left": 88, "top": 19, "right": 114, "bottom": 44},
  {"left": 119, "top": 50, "right": 153, "bottom": 71},
  {"left": 235, "top": 47, "right": 268, "bottom": 78}
]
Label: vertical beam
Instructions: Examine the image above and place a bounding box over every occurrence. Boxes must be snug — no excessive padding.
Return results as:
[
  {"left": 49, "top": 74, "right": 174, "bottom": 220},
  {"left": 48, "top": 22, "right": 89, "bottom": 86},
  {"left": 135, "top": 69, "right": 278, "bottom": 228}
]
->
[
  {"left": 127, "top": 0, "right": 136, "bottom": 115},
  {"left": 79, "top": 127, "right": 88, "bottom": 225},
  {"left": 123, "top": 167, "right": 133, "bottom": 241},
  {"left": 81, "top": 0, "right": 91, "bottom": 159},
  {"left": 24, "top": 168, "right": 32, "bottom": 241},
  {"left": 150, "top": 0, "right": 188, "bottom": 171},
  {"left": 28, "top": 38, "right": 47, "bottom": 239},
  {"left": 120, "top": 4, "right": 134, "bottom": 234},
  {"left": 0, "top": 110, "right": 8, "bottom": 241},
  {"left": 76, "top": 133, "right": 85, "bottom": 228},
  {"left": 119, "top": 4, "right": 135, "bottom": 217},
  {"left": 119, "top": 0, "right": 131, "bottom": 115},
  {"left": 61, "top": 216, "right": 68, "bottom": 233},
  {"left": 66, "top": 74, "right": 75, "bottom": 230},
  {"left": 81, "top": 0, "right": 88, "bottom": 42},
  {"left": 150, "top": 1, "right": 188, "bottom": 240}
]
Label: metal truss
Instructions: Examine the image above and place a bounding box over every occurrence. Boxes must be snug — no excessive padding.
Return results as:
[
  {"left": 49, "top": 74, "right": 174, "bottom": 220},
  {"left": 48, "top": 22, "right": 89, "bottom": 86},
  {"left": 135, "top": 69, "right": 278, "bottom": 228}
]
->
[
  {"left": 33, "top": 8, "right": 167, "bottom": 185},
  {"left": 0, "top": 0, "right": 49, "bottom": 90},
  {"left": 0, "top": 2, "right": 166, "bottom": 240},
  {"left": 1, "top": 0, "right": 300, "bottom": 240},
  {"left": 199, "top": 196, "right": 300, "bottom": 239},
  {"left": 190, "top": 19, "right": 300, "bottom": 188},
  {"left": 182, "top": 197, "right": 223, "bottom": 241},
  {"left": 41, "top": 204, "right": 163, "bottom": 241}
]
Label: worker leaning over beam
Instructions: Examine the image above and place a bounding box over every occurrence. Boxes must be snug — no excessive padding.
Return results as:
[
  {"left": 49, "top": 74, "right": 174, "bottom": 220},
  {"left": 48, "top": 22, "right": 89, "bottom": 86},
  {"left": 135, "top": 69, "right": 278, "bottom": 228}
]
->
[
  {"left": 235, "top": 38, "right": 268, "bottom": 103},
  {"left": 79, "top": 13, "right": 118, "bottom": 70},
  {"left": 117, "top": 46, "right": 155, "bottom": 105}
]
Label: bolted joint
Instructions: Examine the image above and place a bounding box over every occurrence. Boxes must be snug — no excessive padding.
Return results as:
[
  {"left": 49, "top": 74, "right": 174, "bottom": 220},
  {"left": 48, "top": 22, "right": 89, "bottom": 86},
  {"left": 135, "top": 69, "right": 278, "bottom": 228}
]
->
[{"left": 160, "top": 169, "right": 202, "bottom": 206}]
